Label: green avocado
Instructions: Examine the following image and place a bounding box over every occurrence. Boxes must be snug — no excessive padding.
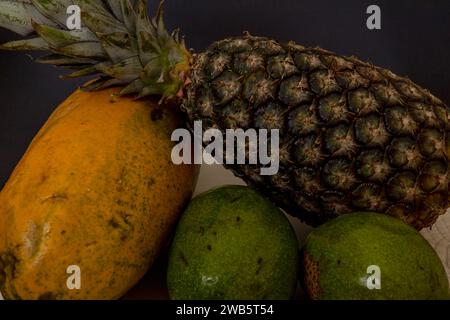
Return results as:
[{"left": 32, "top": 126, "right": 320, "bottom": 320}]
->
[
  {"left": 302, "top": 212, "right": 449, "bottom": 300},
  {"left": 167, "top": 185, "right": 299, "bottom": 300}
]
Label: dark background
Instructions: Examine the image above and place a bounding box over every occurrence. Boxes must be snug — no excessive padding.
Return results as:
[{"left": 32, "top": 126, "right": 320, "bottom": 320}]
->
[{"left": 1, "top": 0, "right": 450, "bottom": 187}]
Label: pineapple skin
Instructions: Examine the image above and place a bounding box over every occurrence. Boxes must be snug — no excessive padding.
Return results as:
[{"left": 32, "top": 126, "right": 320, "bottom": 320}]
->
[{"left": 183, "top": 35, "right": 450, "bottom": 230}]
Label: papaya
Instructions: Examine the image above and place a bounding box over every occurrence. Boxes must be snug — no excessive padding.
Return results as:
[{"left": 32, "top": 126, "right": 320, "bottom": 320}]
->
[{"left": 0, "top": 87, "right": 198, "bottom": 300}]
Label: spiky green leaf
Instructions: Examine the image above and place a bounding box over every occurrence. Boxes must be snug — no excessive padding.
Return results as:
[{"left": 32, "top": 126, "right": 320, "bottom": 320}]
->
[
  {"left": 95, "top": 56, "right": 141, "bottom": 81},
  {"left": 36, "top": 53, "right": 98, "bottom": 65},
  {"left": 104, "top": 0, "right": 124, "bottom": 22},
  {"left": 32, "top": 0, "right": 74, "bottom": 27},
  {"left": 81, "top": 9, "right": 127, "bottom": 34},
  {"left": 55, "top": 41, "right": 105, "bottom": 58},
  {"left": 33, "top": 22, "right": 97, "bottom": 47},
  {"left": 0, "top": 0, "right": 54, "bottom": 36},
  {"left": 120, "top": 0, "right": 136, "bottom": 33},
  {"left": 0, "top": 0, "right": 192, "bottom": 100},
  {"left": 0, "top": 37, "right": 49, "bottom": 50},
  {"left": 98, "top": 31, "right": 136, "bottom": 63}
]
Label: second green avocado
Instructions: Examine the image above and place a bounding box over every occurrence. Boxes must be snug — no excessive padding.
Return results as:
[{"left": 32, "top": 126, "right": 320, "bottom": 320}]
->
[
  {"left": 167, "top": 185, "right": 299, "bottom": 300},
  {"left": 302, "top": 213, "right": 449, "bottom": 300}
]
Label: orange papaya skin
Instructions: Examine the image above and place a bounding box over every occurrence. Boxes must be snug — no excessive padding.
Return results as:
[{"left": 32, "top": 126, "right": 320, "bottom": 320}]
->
[{"left": 0, "top": 88, "right": 198, "bottom": 300}]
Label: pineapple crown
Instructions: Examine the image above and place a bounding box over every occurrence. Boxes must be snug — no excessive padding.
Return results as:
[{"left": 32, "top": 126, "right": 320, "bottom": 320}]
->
[{"left": 0, "top": 0, "right": 192, "bottom": 100}]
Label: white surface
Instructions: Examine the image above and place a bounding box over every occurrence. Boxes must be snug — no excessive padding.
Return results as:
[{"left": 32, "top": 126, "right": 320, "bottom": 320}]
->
[{"left": 420, "top": 210, "right": 450, "bottom": 285}]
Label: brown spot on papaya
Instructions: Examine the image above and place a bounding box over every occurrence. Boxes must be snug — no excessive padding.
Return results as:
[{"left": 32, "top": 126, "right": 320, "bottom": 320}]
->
[
  {"left": 108, "top": 211, "right": 133, "bottom": 230},
  {"left": 40, "top": 193, "right": 68, "bottom": 203},
  {"left": 113, "top": 261, "right": 141, "bottom": 269},
  {"left": 38, "top": 292, "right": 57, "bottom": 300},
  {"left": 115, "top": 199, "right": 124, "bottom": 206},
  {"left": 0, "top": 269, "right": 6, "bottom": 285},
  {"left": 207, "top": 244, "right": 212, "bottom": 251},
  {"left": 1, "top": 251, "right": 19, "bottom": 279},
  {"left": 147, "top": 177, "right": 156, "bottom": 188},
  {"left": 25, "top": 222, "right": 46, "bottom": 258},
  {"left": 39, "top": 172, "right": 48, "bottom": 185},
  {"left": 85, "top": 241, "right": 98, "bottom": 247},
  {"left": 108, "top": 276, "right": 117, "bottom": 287},
  {"left": 108, "top": 218, "right": 120, "bottom": 229},
  {"left": 109, "top": 211, "right": 134, "bottom": 243},
  {"left": 142, "top": 248, "right": 155, "bottom": 260},
  {"left": 151, "top": 109, "right": 164, "bottom": 121}
]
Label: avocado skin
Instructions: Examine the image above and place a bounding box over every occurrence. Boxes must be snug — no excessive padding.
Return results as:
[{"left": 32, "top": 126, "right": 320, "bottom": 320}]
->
[
  {"left": 167, "top": 185, "right": 299, "bottom": 300},
  {"left": 302, "top": 212, "right": 450, "bottom": 300}
]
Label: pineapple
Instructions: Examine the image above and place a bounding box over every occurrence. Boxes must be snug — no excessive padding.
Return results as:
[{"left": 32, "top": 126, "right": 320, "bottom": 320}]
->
[{"left": 1, "top": 0, "right": 449, "bottom": 230}]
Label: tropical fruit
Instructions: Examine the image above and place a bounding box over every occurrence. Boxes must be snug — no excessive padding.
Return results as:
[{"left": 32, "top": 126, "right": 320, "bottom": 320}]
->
[
  {"left": 1, "top": 0, "right": 449, "bottom": 229},
  {"left": 0, "top": 88, "right": 198, "bottom": 299},
  {"left": 167, "top": 185, "right": 298, "bottom": 300},
  {"left": 301, "top": 213, "right": 450, "bottom": 300}
]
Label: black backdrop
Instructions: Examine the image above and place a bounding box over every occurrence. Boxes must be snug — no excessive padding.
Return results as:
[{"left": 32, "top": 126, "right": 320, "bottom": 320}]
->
[{"left": 1, "top": 0, "right": 450, "bottom": 187}]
